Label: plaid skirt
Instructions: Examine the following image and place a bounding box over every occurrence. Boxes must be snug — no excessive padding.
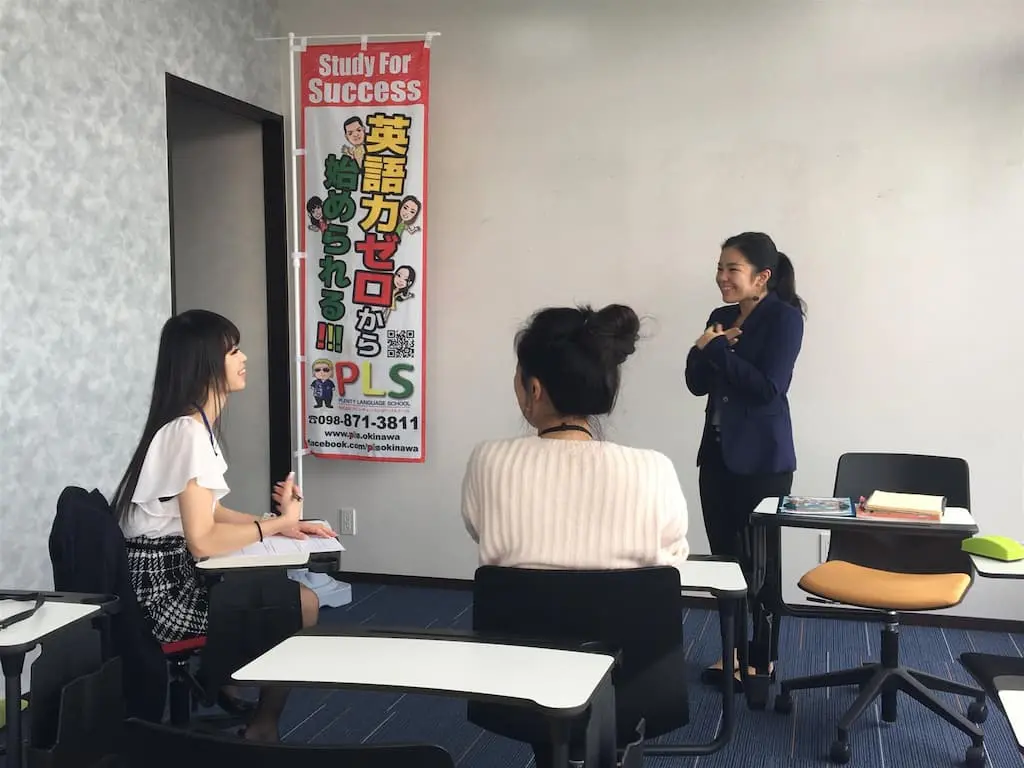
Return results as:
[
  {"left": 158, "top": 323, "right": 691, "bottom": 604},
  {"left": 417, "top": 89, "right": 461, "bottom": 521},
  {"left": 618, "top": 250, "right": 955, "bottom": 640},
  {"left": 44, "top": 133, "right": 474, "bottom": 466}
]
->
[{"left": 125, "top": 535, "right": 208, "bottom": 643}]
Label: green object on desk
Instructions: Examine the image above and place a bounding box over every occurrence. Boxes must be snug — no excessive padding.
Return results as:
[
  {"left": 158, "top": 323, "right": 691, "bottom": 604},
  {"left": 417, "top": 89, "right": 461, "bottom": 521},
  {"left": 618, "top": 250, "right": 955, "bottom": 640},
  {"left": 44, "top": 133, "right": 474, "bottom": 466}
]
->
[{"left": 961, "top": 535, "right": 1024, "bottom": 562}]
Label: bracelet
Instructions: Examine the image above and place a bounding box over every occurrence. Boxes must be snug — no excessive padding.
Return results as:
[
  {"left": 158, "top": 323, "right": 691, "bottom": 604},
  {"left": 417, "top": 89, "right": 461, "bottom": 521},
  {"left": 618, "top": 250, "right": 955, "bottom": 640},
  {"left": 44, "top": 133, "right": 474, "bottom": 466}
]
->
[{"left": 254, "top": 519, "right": 264, "bottom": 542}]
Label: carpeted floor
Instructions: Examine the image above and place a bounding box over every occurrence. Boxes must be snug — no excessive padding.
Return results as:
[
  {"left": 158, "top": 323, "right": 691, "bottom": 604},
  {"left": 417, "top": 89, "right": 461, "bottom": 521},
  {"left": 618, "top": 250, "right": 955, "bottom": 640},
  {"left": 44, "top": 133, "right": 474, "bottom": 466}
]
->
[{"left": 275, "top": 582, "right": 1023, "bottom": 767}]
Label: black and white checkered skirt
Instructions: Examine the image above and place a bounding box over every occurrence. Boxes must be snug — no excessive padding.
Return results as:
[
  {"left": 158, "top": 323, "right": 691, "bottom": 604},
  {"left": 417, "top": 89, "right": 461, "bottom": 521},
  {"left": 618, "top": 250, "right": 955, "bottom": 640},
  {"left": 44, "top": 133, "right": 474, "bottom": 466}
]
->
[{"left": 125, "top": 535, "right": 208, "bottom": 643}]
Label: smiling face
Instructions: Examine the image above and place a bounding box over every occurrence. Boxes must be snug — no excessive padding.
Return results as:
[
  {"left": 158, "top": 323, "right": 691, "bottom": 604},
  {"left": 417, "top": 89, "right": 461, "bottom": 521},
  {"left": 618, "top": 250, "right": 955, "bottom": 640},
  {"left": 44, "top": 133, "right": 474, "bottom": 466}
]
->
[
  {"left": 399, "top": 199, "right": 420, "bottom": 222},
  {"left": 394, "top": 267, "right": 412, "bottom": 290},
  {"left": 345, "top": 121, "right": 365, "bottom": 146},
  {"left": 716, "top": 246, "right": 770, "bottom": 304},
  {"left": 224, "top": 345, "right": 247, "bottom": 392},
  {"left": 313, "top": 362, "right": 331, "bottom": 380}
]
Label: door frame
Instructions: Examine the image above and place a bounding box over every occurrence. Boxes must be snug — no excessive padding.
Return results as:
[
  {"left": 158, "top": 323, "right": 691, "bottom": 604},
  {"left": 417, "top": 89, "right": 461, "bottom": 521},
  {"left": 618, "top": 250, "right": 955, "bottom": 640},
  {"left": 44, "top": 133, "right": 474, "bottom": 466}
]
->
[{"left": 165, "top": 73, "right": 292, "bottom": 486}]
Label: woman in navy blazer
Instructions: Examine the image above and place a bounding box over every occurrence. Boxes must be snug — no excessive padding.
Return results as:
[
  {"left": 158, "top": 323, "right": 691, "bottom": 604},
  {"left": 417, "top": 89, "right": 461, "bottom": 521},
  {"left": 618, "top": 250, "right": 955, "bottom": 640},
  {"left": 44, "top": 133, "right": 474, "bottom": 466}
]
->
[{"left": 685, "top": 232, "right": 805, "bottom": 686}]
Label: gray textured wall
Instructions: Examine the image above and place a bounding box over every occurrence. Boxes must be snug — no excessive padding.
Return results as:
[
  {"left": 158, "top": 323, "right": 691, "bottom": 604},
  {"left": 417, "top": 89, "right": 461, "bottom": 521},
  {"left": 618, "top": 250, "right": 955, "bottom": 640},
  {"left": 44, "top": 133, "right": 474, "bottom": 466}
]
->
[{"left": 0, "top": 0, "right": 282, "bottom": 587}]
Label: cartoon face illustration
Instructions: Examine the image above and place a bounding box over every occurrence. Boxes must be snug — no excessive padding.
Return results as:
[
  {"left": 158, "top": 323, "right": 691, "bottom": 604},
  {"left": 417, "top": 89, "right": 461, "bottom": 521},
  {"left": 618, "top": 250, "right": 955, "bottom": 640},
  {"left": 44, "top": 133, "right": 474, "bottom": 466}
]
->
[
  {"left": 344, "top": 117, "right": 365, "bottom": 146},
  {"left": 394, "top": 266, "right": 415, "bottom": 291},
  {"left": 399, "top": 196, "right": 421, "bottom": 224},
  {"left": 312, "top": 359, "right": 333, "bottom": 380}
]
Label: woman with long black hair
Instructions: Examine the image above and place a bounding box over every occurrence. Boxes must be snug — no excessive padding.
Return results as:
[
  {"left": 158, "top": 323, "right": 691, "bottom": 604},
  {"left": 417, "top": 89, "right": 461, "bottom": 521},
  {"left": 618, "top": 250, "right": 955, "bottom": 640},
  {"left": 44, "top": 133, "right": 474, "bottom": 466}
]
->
[{"left": 114, "top": 308, "right": 333, "bottom": 741}]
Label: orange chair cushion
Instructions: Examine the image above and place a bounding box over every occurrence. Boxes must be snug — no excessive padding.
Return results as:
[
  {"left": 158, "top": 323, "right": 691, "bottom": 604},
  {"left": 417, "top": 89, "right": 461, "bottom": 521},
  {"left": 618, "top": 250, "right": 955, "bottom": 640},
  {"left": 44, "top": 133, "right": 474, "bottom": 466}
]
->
[{"left": 798, "top": 560, "right": 971, "bottom": 611}]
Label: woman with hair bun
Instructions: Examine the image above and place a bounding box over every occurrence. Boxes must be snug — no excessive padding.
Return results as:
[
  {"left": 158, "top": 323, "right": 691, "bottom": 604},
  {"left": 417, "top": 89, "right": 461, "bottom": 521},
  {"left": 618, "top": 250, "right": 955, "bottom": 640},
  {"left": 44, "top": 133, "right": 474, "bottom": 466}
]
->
[
  {"left": 461, "top": 303, "right": 691, "bottom": 767},
  {"left": 462, "top": 303, "right": 690, "bottom": 572}
]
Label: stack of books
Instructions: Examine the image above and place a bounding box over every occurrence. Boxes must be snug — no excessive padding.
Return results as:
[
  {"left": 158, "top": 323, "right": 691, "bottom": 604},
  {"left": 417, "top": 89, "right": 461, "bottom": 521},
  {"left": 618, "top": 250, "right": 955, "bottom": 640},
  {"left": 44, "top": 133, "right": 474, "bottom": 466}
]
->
[{"left": 856, "top": 491, "right": 945, "bottom": 522}]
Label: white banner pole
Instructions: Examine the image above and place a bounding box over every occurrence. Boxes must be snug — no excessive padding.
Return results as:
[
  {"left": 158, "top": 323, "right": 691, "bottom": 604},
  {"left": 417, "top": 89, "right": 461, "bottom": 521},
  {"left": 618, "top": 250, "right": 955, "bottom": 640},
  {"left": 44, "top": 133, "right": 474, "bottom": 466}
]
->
[{"left": 288, "top": 32, "right": 307, "bottom": 509}]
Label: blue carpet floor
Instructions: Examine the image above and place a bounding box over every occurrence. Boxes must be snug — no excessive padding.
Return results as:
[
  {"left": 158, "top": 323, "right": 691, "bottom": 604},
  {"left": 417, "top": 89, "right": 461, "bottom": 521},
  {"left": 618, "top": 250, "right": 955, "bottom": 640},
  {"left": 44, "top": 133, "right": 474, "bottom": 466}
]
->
[{"left": 275, "top": 582, "right": 1024, "bottom": 767}]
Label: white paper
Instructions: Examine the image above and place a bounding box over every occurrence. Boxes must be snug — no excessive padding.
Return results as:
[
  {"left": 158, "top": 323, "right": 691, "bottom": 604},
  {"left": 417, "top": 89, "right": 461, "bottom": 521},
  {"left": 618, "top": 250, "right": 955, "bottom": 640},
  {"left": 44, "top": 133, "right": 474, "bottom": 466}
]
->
[{"left": 237, "top": 534, "right": 343, "bottom": 557}]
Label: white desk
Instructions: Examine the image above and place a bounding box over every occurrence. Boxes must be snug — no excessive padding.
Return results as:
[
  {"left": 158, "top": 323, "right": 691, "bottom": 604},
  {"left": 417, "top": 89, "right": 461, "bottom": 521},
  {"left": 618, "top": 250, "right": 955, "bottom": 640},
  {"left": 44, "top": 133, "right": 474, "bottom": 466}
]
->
[
  {"left": 234, "top": 632, "right": 618, "bottom": 767},
  {"left": 679, "top": 560, "right": 747, "bottom": 598},
  {"left": 0, "top": 601, "right": 100, "bottom": 652},
  {"left": 234, "top": 633, "right": 613, "bottom": 713},
  {"left": 1, "top": 598, "right": 103, "bottom": 768},
  {"left": 993, "top": 679, "right": 1024, "bottom": 750},
  {"left": 969, "top": 554, "right": 1024, "bottom": 579},
  {"left": 753, "top": 497, "right": 978, "bottom": 532},
  {"left": 197, "top": 534, "right": 344, "bottom": 571}
]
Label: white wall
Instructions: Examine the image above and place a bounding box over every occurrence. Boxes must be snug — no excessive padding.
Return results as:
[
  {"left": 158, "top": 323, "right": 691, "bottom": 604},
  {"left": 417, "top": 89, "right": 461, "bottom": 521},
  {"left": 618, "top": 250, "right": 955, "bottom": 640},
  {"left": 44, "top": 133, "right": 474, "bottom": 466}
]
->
[
  {"left": 0, "top": 0, "right": 279, "bottom": 589},
  {"left": 168, "top": 95, "right": 272, "bottom": 518},
  {"left": 277, "top": 0, "right": 1024, "bottom": 619}
]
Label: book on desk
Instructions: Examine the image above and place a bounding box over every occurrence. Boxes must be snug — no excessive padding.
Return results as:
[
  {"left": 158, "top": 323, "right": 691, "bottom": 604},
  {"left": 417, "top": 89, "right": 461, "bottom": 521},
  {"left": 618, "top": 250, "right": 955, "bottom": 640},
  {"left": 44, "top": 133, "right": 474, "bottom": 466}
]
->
[{"left": 855, "top": 491, "right": 945, "bottom": 523}]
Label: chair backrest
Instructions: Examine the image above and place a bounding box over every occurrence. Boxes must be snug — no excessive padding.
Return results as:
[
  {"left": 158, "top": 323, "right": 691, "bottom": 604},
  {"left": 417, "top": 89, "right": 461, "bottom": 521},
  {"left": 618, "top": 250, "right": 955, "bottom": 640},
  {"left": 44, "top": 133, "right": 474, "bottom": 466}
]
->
[
  {"left": 470, "top": 565, "right": 688, "bottom": 742},
  {"left": 47, "top": 486, "right": 168, "bottom": 721},
  {"left": 833, "top": 452, "right": 970, "bottom": 509},
  {"left": 120, "top": 717, "right": 456, "bottom": 767},
  {"left": 829, "top": 453, "right": 973, "bottom": 574}
]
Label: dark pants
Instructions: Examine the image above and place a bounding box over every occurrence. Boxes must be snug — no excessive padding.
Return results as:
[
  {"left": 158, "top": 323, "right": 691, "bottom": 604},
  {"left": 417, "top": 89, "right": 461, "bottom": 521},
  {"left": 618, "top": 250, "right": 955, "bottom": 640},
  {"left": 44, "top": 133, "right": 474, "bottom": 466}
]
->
[{"left": 698, "top": 431, "right": 793, "bottom": 584}]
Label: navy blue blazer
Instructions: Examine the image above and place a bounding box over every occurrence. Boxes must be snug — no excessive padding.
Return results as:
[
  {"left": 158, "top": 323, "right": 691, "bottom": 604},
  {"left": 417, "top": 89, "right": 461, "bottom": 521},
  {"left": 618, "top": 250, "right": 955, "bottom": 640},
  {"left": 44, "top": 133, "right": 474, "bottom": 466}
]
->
[{"left": 684, "top": 291, "right": 804, "bottom": 475}]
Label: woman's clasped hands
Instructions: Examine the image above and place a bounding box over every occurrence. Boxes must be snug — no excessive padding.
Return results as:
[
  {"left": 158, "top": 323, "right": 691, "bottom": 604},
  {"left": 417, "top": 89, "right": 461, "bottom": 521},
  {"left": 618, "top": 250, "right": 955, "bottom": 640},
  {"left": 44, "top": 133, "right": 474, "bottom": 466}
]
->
[{"left": 694, "top": 323, "right": 742, "bottom": 350}]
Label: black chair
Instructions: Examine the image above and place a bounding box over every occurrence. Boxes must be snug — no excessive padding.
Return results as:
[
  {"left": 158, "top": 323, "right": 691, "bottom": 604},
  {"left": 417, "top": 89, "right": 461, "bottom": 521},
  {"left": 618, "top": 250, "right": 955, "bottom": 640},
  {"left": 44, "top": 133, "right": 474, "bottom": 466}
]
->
[
  {"left": 118, "top": 717, "right": 456, "bottom": 767},
  {"left": 468, "top": 565, "right": 739, "bottom": 764},
  {"left": 47, "top": 486, "right": 289, "bottom": 728},
  {"left": 773, "top": 453, "right": 987, "bottom": 767}
]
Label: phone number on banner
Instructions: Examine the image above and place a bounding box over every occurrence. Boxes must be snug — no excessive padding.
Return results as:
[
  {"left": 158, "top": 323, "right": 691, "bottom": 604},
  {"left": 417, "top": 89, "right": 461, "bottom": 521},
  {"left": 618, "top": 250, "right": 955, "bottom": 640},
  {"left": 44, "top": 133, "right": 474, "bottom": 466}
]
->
[{"left": 307, "top": 414, "right": 420, "bottom": 430}]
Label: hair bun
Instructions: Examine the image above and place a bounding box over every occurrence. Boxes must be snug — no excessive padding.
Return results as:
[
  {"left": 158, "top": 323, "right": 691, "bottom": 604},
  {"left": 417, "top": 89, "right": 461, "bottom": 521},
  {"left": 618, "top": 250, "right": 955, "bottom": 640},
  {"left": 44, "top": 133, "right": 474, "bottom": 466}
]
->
[{"left": 584, "top": 304, "right": 640, "bottom": 365}]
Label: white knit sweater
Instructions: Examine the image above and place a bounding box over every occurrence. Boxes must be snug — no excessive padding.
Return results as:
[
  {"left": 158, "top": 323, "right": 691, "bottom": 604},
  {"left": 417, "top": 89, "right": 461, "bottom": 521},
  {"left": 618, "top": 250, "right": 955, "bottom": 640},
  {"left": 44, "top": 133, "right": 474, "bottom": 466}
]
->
[{"left": 461, "top": 436, "right": 690, "bottom": 570}]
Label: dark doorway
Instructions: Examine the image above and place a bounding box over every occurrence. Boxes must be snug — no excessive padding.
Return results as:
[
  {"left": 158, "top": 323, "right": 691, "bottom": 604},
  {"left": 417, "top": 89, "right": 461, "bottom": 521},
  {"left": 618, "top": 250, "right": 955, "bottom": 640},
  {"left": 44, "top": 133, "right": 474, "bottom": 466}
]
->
[{"left": 165, "top": 74, "right": 290, "bottom": 515}]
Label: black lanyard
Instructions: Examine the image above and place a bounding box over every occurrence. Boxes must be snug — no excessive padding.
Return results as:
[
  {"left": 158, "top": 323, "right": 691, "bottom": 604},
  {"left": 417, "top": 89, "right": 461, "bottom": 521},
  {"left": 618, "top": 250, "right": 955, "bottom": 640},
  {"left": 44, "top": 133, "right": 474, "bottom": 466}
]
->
[{"left": 0, "top": 593, "right": 44, "bottom": 631}]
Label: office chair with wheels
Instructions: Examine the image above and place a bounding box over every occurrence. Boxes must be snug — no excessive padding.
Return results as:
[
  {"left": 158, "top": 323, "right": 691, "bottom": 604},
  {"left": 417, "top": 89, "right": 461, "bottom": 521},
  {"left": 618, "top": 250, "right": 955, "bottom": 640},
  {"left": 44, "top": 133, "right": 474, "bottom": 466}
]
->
[
  {"left": 468, "top": 565, "right": 739, "bottom": 764},
  {"left": 772, "top": 453, "right": 987, "bottom": 768},
  {"left": 119, "top": 717, "right": 456, "bottom": 767}
]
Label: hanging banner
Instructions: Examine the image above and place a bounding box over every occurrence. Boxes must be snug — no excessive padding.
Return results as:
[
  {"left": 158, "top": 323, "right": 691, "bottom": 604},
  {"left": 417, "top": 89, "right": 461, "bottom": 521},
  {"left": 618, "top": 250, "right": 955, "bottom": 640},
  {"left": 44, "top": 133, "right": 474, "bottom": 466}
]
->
[{"left": 300, "top": 40, "right": 429, "bottom": 462}]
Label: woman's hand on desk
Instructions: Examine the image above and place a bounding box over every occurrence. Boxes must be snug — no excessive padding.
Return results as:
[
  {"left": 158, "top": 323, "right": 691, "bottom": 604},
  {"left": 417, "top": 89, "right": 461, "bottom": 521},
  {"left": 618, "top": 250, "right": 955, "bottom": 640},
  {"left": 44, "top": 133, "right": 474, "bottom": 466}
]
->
[{"left": 279, "top": 520, "right": 338, "bottom": 540}]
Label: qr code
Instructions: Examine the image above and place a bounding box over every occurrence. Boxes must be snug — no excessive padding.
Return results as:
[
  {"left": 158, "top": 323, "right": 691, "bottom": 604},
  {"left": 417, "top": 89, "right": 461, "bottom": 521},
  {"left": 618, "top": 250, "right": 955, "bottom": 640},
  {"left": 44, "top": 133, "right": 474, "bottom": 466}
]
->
[{"left": 387, "top": 329, "right": 416, "bottom": 359}]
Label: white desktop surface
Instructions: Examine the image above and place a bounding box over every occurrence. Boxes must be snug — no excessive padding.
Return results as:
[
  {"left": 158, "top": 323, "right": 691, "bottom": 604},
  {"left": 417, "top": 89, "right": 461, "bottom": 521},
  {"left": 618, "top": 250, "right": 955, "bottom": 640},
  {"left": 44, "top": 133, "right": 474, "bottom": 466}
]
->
[
  {"left": 754, "top": 497, "right": 977, "bottom": 528},
  {"left": 197, "top": 534, "right": 343, "bottom": 570},
  {"left": 993, "top": 678, "right": 1024, "bottom": 749},
  {"left": 969, "top": 554, "right": 1024, "bottom": 578},
  {"left": 679, "top": 560, "right": 747, "bottom": 595},
  {"left": 233, "top": 634, "right": 614, "bottom": 712},
  {"left": 0, "top": 601, "right": 100, "bottom": 650}
]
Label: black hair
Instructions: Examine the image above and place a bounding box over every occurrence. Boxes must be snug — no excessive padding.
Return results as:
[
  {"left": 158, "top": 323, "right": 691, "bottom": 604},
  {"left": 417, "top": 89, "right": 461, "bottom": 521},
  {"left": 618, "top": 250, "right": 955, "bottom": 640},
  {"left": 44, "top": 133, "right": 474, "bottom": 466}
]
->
[
  {"left": 113, "top": 309, "right": 240, "bottom": 521},
  {"left": 515, "top": 303, "right": 640, "bottom": 418},
  {"left": 721, "top": 232, "right": 806, "bottom": 315},
  {"left": 343, "top": 116, "right": 364, "bottom": 130}
]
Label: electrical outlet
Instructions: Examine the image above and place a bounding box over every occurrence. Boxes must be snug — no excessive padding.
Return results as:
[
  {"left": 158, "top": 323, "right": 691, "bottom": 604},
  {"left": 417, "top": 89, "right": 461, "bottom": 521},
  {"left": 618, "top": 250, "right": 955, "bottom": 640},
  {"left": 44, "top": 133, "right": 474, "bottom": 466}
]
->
[
  {"left": 819, "top": 532, "right": 830, "bottom": 563},
  {"left": 338, "top": 508, "right": 357, "bottom": 536}
]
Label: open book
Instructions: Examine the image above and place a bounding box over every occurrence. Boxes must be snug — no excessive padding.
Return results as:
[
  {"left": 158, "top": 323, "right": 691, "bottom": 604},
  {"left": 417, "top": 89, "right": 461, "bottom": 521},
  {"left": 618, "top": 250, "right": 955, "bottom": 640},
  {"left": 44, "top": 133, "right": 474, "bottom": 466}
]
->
[{"left": 858, "top": 491, "right": 945, "bottom": 521}]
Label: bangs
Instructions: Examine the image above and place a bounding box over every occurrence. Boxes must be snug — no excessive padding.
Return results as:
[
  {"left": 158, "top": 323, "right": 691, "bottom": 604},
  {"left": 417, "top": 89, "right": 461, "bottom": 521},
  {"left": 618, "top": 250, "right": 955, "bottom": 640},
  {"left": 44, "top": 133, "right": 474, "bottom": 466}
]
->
[{"left": 219, "top": 318, "right": 241, "bottom": 353}]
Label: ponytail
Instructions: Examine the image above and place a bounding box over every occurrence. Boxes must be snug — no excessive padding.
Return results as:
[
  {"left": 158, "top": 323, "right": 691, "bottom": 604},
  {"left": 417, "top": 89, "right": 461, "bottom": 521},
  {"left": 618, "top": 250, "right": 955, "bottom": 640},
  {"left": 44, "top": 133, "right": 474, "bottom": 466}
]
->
[{"left": 771, "top": 252, "right": 806, "bottom": 316}]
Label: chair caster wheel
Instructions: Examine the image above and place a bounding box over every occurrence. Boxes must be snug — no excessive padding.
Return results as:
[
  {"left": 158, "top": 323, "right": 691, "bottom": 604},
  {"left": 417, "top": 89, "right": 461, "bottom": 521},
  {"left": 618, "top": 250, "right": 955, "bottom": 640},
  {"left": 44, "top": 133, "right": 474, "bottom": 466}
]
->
[
  {"left": 774, "top": 692, "right": 793, "bottom": 714},
  {"left": 967, "top": 700, "right": 988, "bottom": 724},
  {"left": 829, "top": 740, "right": 851, "bottom": 764},
  {"left": 965, "top": 745, "right": 986, "bottom": 768}
]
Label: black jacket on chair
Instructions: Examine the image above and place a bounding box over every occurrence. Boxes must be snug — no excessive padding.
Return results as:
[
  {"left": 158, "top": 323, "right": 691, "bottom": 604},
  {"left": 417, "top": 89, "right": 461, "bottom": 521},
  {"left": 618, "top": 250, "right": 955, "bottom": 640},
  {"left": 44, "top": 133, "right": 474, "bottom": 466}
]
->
[{"left": 48, "top": 485, "right": 167, "bottom": 721}]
